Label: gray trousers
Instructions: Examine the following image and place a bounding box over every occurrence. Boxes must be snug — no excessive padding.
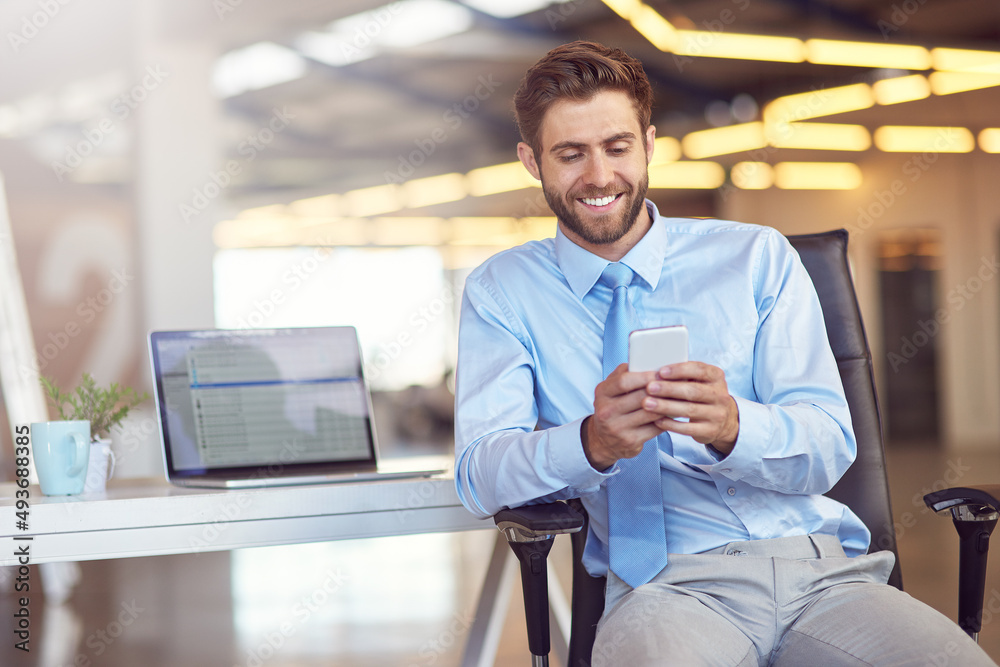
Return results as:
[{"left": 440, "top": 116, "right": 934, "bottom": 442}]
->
[{"left": 593, "top": 534, "right": 997, "bottom": 666}]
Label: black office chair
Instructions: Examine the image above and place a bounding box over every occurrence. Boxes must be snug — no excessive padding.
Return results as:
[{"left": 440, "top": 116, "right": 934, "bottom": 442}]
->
[{"left": 493, "top": 229, "right": 998, "bottom": 665}]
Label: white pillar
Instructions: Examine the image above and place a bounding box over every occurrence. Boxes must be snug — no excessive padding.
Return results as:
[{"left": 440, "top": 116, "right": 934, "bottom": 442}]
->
[{"left": 133, "top": 0, "right": 220, "bottom": 333}]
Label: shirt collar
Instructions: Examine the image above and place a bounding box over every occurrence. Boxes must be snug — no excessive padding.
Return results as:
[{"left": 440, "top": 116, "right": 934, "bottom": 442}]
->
[{"left": 555, "top": 199, "right": 666, "bottom": 298}]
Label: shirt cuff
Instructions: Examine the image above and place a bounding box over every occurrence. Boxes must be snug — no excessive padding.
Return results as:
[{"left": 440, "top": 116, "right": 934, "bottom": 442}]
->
[
  {"left": 549, "top": 415, "right": 617, "bottom": 487},
  {"left": 709, "top": 395, "right": 773, "bottom": 481}
]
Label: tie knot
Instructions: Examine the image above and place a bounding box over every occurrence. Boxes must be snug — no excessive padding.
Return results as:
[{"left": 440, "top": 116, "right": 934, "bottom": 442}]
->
[{"left": 600, "top": 262, "right": 634, "bottom": 290}]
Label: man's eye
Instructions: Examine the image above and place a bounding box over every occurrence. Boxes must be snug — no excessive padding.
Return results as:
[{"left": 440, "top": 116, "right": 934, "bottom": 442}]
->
[
  {"left": 559, "top": 153, "right": 583, "bottom": 162},
  {"left": 608, "top": 146, "right": 629, "bottom": 156}
]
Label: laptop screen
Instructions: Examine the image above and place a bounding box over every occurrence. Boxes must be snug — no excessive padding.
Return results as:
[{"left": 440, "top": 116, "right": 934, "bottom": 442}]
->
[{"left": 148, "top": 327, "right": 378, "bottom": 480}]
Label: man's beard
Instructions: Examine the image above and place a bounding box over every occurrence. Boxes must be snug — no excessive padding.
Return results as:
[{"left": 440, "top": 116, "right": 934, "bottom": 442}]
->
[{"left": 542, "top": 172, "right": 649, "bottom": 246}]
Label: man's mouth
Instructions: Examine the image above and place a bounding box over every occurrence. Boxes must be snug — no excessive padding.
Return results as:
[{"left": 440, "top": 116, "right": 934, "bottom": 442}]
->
[{"left": 578, "top": 193, "right": 622, "bottom": 208}]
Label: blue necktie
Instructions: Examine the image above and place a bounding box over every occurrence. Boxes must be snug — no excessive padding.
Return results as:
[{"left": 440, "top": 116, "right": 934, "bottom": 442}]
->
[{"left": 600, "top": 263, "right": 669, "bottom": 588}]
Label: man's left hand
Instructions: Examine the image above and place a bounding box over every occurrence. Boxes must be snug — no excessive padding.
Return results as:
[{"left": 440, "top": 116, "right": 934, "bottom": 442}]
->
[{"left": 640, "top": 361, "right": 740, "bottom": 456}]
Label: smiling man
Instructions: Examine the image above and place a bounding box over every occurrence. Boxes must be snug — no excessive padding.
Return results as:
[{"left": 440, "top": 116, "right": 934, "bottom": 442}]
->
[{"left": 454, "top": 41, "right": 995, "bottom": 666}]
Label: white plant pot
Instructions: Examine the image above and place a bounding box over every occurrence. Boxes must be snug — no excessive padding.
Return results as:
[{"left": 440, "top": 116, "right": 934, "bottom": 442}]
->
[{"left": 83, "top": 437, "right": 116, "bottom": 494}]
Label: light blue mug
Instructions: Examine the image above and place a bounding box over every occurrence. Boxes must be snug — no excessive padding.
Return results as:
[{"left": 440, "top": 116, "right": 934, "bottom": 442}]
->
[{"left": 31, "top": 420, "right": 91, "bottom": 496}]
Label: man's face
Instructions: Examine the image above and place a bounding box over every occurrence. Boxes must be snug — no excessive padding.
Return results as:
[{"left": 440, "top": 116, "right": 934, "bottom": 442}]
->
[{"left": 518, "top": 90, "right": 656, "bottom": 255}]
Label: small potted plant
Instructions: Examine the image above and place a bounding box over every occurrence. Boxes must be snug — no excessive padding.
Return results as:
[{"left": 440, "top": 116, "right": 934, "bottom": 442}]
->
[
  {"left": 40, "top": 373, "right": 149, "bottom": 492},
  {"left": 41, "top": 373, "right": 148, "bottom": 441}
]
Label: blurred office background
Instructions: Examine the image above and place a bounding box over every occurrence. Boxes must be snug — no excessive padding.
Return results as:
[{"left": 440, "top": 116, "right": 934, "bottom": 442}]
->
[{"left": 1, "top": 0, "right": 1000, "bottom": 664}]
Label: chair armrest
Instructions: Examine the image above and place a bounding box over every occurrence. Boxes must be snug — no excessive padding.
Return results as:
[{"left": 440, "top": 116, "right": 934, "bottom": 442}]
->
[
  {"left": 924, "top": 485, "right": 1000, "bottom": 516},
  {"left": 924, "top": 485, "right": 1000, "bottom": 639},
  {"left": 494, "top": 501, "right": 585, "bottom": 542},
  {"left": 492, "top": 501, "right": 585, "bottom": 661}
]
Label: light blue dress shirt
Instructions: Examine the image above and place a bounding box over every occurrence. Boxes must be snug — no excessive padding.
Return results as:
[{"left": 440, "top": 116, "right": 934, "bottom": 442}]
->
[{"left": 454, "top": 201, "right": 870, "bottom": 577}]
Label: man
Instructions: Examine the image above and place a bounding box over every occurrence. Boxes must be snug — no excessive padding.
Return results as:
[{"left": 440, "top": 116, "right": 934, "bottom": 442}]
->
[{"left": 454, "top": 41, "right": 994, "bottom": 665}]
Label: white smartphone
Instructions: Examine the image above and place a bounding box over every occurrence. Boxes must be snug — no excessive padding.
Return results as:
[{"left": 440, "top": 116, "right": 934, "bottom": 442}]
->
[{"left": 628, "top": 325, "right": 689, "bottom": 372}]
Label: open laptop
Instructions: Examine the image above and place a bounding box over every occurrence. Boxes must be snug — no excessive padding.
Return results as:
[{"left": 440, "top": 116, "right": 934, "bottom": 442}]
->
[{"left": 148, "top": 326, "right": 446, "bottom": 489}]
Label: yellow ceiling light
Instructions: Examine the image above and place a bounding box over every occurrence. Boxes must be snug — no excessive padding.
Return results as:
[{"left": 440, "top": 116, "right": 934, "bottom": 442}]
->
[
  {"left": 764, "top": 83, "right": 874, "bottom": 125},
  {"left": 806, "top": 39, "right": 931, "bottom": 70},
  {"left": 773, "top": 162, "right": 862, "bottom": 190},
  {"left": 298, "top": 219, "right": 369, "bottom": 246},
  {"left": 288, "top": 194, "right": 341, "bottom": 217},
  {"left": 631, "top": 4, "right": 680, "bottom": 52},
  {"left": 766, "top": 122, "right": 871, "bottom": 151},
  {"left": 237, "top": 204, "right": 286, "bottom": 219},
  {"left": 401, "top": 172, "right": 468, "bottom": 209},
  {"left": 601, "top": 0, "right": 642, "bottom": 20},
  {"left": 731, "top": 162, "right": 774, "bottom": 190},
  {"left": 873, "top": 75, "right": 931, "bottom": 105},
  {"left": 874, "top": 126, "right": 975, "bottom": 152},
  {"left": 450, "top": 217, "right": 519, "bottom": 245},
  {"left": 648, "top": 161, "right": 726, "bottom": 189},
  {"left": 929, "top": 71, "right": 1000, "bottom": 95},
  {"left": 371, "top": 217, "right": 448, "bottom": 246},
  {"left": 343, "top": 183, "right": 403, "bottom": 217},
  {"left": 932, "top": 47, "right": 1000, "bottom": 73},
  {"left": 682, "top": 122, "right": 766, "bottom": 159},
  {"left": 650, "top": 136, "right": 682, "bottom": 165},
  {"left": 674, "top": 31, "right": 805, "bottom": 63},
  {"left": 467, "top": 161, "right": 538, "bottom": 196},
  {"left": 980, "top": 129, "right": 1000, "bottom": 153}
]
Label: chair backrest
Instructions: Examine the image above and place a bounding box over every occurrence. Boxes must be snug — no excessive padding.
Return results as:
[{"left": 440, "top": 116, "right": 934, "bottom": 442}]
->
[
  {"left": 567, "top": 229, "right": 900, "bottom": 665},
  {"left": 789, "top": 229, "right": 902, "bottom": 589}
]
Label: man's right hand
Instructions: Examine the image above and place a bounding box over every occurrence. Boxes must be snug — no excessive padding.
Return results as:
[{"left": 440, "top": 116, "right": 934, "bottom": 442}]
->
[{"left": 583, "top": 363, "right": 663, "bottom": 471}]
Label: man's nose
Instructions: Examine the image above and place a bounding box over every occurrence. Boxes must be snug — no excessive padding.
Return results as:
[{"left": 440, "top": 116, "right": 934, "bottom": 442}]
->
[{"left": 583, "top": 153, "right": 615, "bottom": 188}]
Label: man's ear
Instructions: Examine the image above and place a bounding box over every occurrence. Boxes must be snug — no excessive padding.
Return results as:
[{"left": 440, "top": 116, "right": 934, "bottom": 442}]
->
[
  {"left": 517, "top": 142, "right": 542, "bottom": 181},
  {"left": 645, "top": 125, "right": 657, "bottom": 164}
]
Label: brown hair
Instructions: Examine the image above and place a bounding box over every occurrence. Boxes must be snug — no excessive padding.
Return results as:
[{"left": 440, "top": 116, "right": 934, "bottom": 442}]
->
[{"left": 513, "top": 41, "right": 653, "bottom": 157}]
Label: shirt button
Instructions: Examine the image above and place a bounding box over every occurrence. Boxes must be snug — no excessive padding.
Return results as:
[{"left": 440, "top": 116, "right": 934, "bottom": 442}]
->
[{"left": 727, "top": 487, "right": 737, "bottom": 496}]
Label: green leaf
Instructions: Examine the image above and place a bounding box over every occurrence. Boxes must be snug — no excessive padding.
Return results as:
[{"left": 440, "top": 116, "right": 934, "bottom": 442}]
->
[{"left": 39, "top": 373, "right": 149, "bottom": 440}]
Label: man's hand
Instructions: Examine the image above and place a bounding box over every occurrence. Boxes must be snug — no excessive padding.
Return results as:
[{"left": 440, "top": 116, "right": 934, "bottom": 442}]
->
[
  {"left": 584, "top": 364, "right": 662, "bottom": 471},
  {"left": 640, "top": 361, "right": 740, "bottom": 456}
]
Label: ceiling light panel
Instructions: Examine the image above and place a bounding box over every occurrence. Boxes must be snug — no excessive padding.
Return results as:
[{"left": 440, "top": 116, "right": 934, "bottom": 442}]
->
[
  {"left": 648, "top": 162, "right": 726, "bottom": 189},
  {"left": 213, "top": 42, "right": 307, "bottom": 98},
  {"left": 767, "top": 123, "right": 871, "bottom": 151},
  {"left": 806, "top": 39, "right": 931, "bottom": 70},
  {"left": 674, "top": 31, "right": 805, "bottom": 63},
  {"left": 731, "top": 162, "right": 774, "bottom": 190},
  {"left": 298, "top": 0, "right": 473, "bottom": 66},
  {"left": 773, "top": 162, "right": 862, "bottom": 190},
  {"left": 682, "top": 122, "right": 766, "bottom": 159},
  {"left": 873, "top": 75, "right": 931, "bottom": 105},
  {"left": 873, "top": 126, "right": 975, "bottom": 153},
  {"left": 461, "top": 0, "right": 573, "bottom": 19},
  {"left": 764, "top": 84, "right": 874, "bottom": 124},
  {"left": 980, "top": 129, "right": 1000, "bottom": 153}
]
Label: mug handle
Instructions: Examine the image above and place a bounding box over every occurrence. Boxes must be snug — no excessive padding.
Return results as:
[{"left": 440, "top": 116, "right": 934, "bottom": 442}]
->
[
  {"left": 66, "top": 432, "right": 89, "bottom": 476},
  {"left": 106, "top": 448, "right": 116, "bottom": 480}
]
